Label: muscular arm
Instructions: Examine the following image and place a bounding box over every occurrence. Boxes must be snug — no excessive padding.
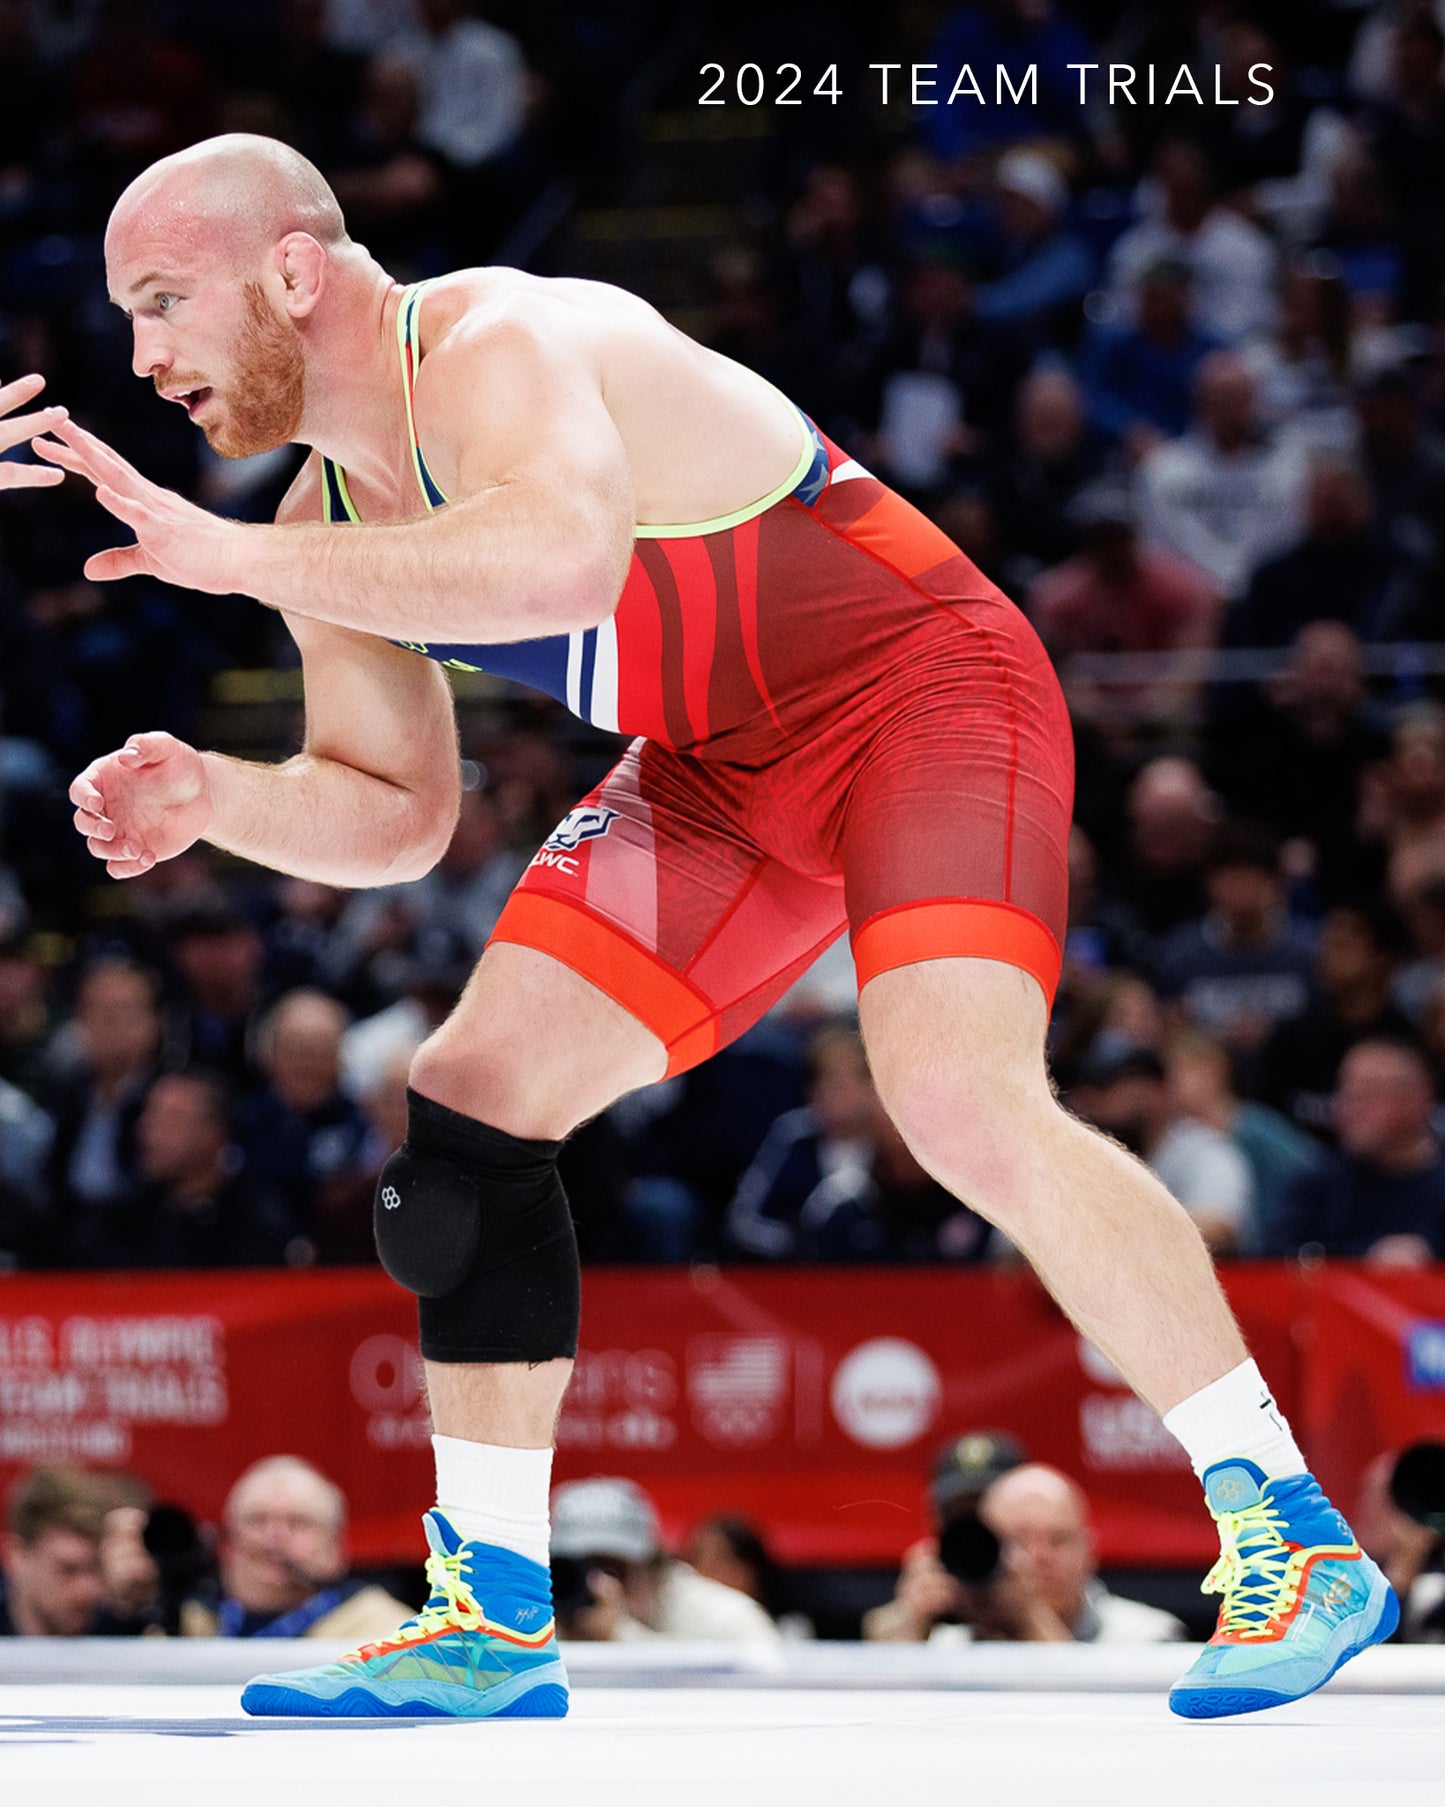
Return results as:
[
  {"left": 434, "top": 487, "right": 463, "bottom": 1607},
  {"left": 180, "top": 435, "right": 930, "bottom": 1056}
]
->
[
  {"left": 202, "top": 615, "right": 461, "bottom": 884},
  {"left": 73, "top": 456, "right": 461, "bottom": 886},
  {"left": 45, "top": 313, "right": 637, "bottom": 643},
  {"left": 203, "top": 457, "right": 462, "bottom": 882}
]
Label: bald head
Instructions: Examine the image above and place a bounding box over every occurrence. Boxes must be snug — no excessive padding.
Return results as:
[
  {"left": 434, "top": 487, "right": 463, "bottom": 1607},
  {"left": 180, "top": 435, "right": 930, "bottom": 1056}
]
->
[
  {"left": 103, "top": 136, "right": 357, "bottom": 458},
  {"left": 980, "top": 1463, "right": 1096, "bottom": 1627},
  {"left": 108, "top": 134, "right": 347, "bottom": 269}
]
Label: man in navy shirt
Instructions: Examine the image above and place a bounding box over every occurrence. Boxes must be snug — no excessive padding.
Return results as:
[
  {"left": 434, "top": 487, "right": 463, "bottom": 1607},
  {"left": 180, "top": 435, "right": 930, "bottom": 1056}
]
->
[{"left": 1268, "top": 1039, "right": 1445, "bottom": 1260}]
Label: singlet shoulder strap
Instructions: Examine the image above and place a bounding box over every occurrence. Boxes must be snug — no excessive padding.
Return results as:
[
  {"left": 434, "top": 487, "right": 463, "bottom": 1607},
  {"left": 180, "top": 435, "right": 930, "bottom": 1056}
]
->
[
  {"left": 320, "top": 454, "right": 362, "bottom": 525},
  {"left": 397, "top": 280, "right": 450, "bottom": 512}
]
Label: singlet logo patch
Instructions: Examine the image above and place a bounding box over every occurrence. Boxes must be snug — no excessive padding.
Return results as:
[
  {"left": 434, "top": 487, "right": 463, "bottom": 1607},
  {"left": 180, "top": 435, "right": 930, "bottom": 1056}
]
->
[{"left": 544, "top": 805, "right": 619, "bottom": 852}]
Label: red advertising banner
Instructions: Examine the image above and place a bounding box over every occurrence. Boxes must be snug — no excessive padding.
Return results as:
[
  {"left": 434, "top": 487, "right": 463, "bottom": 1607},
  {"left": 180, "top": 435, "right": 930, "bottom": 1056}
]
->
[{"left": 0, "top": 1264, "right": 1442, "bottom": 1570}]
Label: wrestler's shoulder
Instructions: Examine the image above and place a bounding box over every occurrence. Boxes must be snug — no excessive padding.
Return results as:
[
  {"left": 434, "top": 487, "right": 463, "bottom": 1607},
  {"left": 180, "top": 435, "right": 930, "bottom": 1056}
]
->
[{"left": 412, "top": 267, "right": 663, "bottom": 361}]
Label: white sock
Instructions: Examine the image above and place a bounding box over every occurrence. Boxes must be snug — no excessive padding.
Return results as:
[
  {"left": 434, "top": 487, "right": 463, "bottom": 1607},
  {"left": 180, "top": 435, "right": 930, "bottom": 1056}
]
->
[
  {"left": 1162, "top": 1359, "right": 1308, "bottom": 1483},
  {"left": 432, "top": 1434, "right": 553, "bottom": 1567}
]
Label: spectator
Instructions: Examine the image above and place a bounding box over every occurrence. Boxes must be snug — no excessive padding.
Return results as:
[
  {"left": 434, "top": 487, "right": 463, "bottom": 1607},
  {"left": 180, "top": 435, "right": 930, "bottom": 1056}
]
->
[
  {"left": 683, "top": 1515, "right": 811, "bottom": 1639},
  {"left": 42, "top": 959, "right": 164, "bottom": 1264},
  {"left": 1353, "top": 1448, "right": 1445, "bottom": 1642},
  {"left": 0, "top": 933, "right": 53, "bottom": 1095},
  {"left": 1242, "top": 255, "right": 1356, "bottom": 456},
  {"left": 121, "top": 1069, "right": 294, "bottom": 1267},
  {"left": 91, "top": 1472, "right": 162, "bottom": 1636},
  {"left": 973, "top": 151, "right": 1094, "bottom": 337},
  {"left": 1079, "top": 256, "right": 1220, "bottom": 460},
  {"left": 803, "top": 1111, "right": 995, "bottom": 1264},
  {"left": 1137, "top": 351, "right": 1306, "bottom": 603},
  {"left": 167, "top": 906, "right": 268, "bottom": 1089},
  {"left": 1154, "top": 823, "right": 1316, "bottom": 1052},
  {"left": 1228, "top": 455, "right": 1434, "bottom": 648},
  {"left": 724, "top": 1025, "right": 877, "bottom": 1259},
  {"left": 988, "top": 366, "right": 1107, "bottom": 594},
  {"left": 1073, "top": 1044, "right": 1254, "bottom": 1254},
  {"left": 191, "top": 1456, "right": 410, "bottom": 1640},
  {"left": 0, "top": 1467, "right": 107, "bottom": 1636},
  {"left": 1267, "top": 1038, "right": 1445, "bottom": 1260},
  {"left": 389, "top": 0, "right": 528, "bottom": 173},
  {"left": 863, "top": 1429, "right": 1025, "bottom": 1643},
  {"left": 1353, "top": 362, "right": 1445, "bottom": 554},
  {"left": 1259, "top": 904, "right": 1416, "bottom": 1140},
  {"left": 328, "top": 53, "right": 446, "bottom": 276},
  {"left": 863, "top": 243, "right": 1030, "bottom": 494},
  {"left": 235, "top": 989, "right": 369, "bottom": 1237},
  {"left": 957, "top": 1464, "right": 1186, "bottom": 1644},
  {"left": 1029, "top": 483, "right": 1220, "bottom": 693},
  {"left": 1204, "top": 622, "right": 1391, "bottom": 906},
  {"left": 1163, "top": 1029, "right": 1320, "bottom": 1254},
  {"left": 550, "top": 1478, "right": 780, "bottom": 1645},
  {"left": 1104, "top": 138, "right": 1278, "bottom": 345},
  {"left": 1102, "top": 758, "right": 1218, "bottom": 943}
]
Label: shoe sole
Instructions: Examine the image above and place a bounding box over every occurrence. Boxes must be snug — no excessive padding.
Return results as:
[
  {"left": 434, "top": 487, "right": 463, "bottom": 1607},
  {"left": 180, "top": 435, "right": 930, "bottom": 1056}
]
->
[
  {"left": 241, "top": 1662, "right": 570, "bottom": 1720},
  {"left": 1168, "top": 1578, "right": 1400, "bottom": 1720}
]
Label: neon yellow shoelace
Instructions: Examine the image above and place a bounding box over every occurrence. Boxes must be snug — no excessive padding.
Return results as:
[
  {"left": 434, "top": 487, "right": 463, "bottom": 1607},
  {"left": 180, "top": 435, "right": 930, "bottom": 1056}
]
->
[
  {"left": 1202, "top": 1498, "right": 1301, "bottom": 1639},
  {"left": 371, "top": 1549, "right": 485, "bottom": 1651}
]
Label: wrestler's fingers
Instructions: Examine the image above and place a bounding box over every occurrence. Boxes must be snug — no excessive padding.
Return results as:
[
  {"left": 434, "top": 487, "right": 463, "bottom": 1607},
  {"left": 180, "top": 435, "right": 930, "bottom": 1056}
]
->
[
  {"left": 45, "top": 416, "right": 145, "bottom": 491},
  {"left": 73, "top": 808, "right": 118, "bottom": 841},
  {"left": 103, "top": 850, "right": 155, "bottom": 881},
  {"left": 84, "top": 544, "right": 151, "bottom": 583},
  {"left": 0, "top": 461, "right": 64, "bottom": 487},
  {"left": 0, "top": 403, "right": 66, "bottom": 454},
  {"left": 117, "top": 732, "right": 170, "bottom": 767},
  {"left": 69, "top": 771, "right": 105, "bottom": 810},
  {"left": 0, "top": 373, "right": 47, "bottom": 413}
]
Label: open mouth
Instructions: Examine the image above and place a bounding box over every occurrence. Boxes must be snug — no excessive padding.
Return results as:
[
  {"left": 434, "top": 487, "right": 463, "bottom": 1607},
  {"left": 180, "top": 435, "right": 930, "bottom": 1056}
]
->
[{"left": 183, "top": 387, "right": 213, "bottom": 419}]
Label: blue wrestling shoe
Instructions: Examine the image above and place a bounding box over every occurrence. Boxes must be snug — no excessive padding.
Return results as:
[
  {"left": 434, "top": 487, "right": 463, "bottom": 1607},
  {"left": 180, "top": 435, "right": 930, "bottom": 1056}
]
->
[
  {"left": 240, "top": 1510, "right": 568, "bottom": 1719},
  {"left": 1169, "top": 1459, "right": 1398, "bottom": 1719}
]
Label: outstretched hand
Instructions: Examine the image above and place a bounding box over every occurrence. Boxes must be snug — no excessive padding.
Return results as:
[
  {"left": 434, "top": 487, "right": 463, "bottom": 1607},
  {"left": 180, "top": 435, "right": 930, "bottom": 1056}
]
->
[
  {"left": 0, "top": 374, "right": 68, "bottom": 488},
  {"left": 70, "top": 732, "right": 214, "bottom": 879},
  {"left": 35, "top": 415, "right": 249, "bottom": 592}
]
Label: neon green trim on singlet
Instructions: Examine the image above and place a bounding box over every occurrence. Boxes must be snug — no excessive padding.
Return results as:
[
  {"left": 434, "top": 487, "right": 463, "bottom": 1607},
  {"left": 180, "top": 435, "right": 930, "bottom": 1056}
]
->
[
  {"left": 632, "top": 369, "right": 815, "bottom": 539},
  {"left": 397, "top": 279, "right": 448, "bottom": 509}
]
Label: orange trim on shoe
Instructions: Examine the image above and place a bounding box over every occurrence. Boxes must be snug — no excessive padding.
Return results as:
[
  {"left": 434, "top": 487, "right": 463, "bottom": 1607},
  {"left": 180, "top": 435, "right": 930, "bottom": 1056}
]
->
[
  {"left": 489, "top": 890, "right": 719, "bottom": 1076},
  {"left": 851, "top": 897, "right": 1063, "bottom": 1005}
]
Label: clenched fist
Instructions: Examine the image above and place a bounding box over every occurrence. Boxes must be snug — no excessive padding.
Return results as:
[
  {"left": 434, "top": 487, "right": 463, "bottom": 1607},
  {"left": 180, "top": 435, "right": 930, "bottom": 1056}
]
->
[{"left": 70, "top": 732, "right": 213, "bottom": 879}]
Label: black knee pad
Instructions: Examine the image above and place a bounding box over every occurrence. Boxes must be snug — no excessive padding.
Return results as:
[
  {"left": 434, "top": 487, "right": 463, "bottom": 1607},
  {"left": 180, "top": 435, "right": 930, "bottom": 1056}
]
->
[{"left": 375, "top": 1088, "right": 580, "bottom": 1364}]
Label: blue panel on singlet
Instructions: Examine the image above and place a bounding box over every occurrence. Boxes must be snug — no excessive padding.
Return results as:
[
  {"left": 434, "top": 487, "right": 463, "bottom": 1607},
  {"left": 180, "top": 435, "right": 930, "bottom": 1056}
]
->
[{"left": 398, "top": 633, "right": 574, "bottom": 701}]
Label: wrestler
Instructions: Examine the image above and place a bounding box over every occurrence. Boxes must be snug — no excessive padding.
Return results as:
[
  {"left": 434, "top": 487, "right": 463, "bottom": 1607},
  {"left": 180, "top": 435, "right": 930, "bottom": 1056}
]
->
[{"left": 42, "top": 136, "right": 1394, "bottom": 1719}]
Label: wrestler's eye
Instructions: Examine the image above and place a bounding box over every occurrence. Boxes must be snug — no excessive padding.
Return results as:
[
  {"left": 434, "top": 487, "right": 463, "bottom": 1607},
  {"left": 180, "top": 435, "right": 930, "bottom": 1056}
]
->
[{"left": 155, "top": 293, "right": 177, "bottom": 313}]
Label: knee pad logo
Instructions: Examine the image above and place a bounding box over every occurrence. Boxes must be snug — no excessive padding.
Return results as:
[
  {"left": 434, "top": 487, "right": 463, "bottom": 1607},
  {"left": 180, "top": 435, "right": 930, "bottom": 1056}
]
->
[
  {"left": 381, "top": 1185, "right": 401, "bottom": 1211},
  {"left": 543, "top": 805, "right": 618, "bottom": 852}
]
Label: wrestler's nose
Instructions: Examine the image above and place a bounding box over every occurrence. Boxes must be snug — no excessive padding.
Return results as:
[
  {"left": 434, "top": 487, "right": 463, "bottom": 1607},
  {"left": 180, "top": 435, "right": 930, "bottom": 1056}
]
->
[{"left": 131, "top": 318, "right": 170, "bottom": 381}]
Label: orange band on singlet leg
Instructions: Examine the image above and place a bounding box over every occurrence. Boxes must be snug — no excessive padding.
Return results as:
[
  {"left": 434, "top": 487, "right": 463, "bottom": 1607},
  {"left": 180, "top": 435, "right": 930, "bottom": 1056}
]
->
[
  {"left": 489, "top": 890, "right": 720, "bottom": 1076},
  {"left": 851, "top": 898, "right": 1063, "bottom": 1006}
]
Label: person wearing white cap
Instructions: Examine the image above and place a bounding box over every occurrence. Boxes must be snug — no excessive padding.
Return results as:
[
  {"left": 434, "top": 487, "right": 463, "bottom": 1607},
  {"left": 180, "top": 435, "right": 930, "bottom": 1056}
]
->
[
  {"left": 549, "top": 1478, "right": 780, "bottom": 1645},
  {"left": 974, "top": 151, "right": 1094, "bottom": 330}
]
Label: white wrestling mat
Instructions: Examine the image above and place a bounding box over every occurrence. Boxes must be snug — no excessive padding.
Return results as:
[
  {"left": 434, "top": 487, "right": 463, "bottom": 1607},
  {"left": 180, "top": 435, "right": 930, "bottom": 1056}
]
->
[{"left": 1, "top": 1643, "right": 1441, "bottom": 1807}]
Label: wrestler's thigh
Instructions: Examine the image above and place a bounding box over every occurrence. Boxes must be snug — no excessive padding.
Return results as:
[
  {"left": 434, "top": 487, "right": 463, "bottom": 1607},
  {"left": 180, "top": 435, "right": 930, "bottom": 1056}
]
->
[{"left": 409, "top": 939, "right": 668, "bottom": 1140}]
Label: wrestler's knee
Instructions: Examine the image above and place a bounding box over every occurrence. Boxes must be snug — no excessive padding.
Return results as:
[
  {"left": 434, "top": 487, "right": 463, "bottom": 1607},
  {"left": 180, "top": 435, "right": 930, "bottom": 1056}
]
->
[
  {"left": 374, "top": 1086, "right": 580, "bottom": 1363},
  {"left": 873, "top": 1057, "right": 1064, "bottom": 1231}
]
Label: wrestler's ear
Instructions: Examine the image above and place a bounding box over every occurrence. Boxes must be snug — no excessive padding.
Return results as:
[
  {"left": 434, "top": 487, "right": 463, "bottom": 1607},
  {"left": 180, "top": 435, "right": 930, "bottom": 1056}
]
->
[{"left": 275, "top": 232, "right": 326, "bottom": 321}]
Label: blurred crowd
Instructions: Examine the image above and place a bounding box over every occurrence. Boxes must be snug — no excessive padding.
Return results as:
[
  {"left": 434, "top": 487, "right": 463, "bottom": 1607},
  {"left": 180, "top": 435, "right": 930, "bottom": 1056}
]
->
[
  {"left": 5, "top": 1433, "right": 1442, "bottom": 1643},
  {"left": 4, "top": 1, "right": 1445, "bottom": 1268}
]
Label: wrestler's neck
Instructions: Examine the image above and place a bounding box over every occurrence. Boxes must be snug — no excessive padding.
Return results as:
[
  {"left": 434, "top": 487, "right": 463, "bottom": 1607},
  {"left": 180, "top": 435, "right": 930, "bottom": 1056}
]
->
[{"left": 293, "top": 252, "right": 411, "bottom": 490}]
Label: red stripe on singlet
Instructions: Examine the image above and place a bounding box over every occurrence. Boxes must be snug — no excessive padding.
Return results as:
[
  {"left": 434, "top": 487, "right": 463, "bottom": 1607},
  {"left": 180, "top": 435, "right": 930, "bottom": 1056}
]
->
[
  {"left": 634, "top": 543, "right": 695, "bottom": 749},
  {"left": 730, "top": 514, "right": 782, "bottom": 734},
  {"left": 613, "top": 555, "right": 664, "bottom": 733},
  {"left": 658, "top": 537, "right": 717, "bottom": 746}
]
